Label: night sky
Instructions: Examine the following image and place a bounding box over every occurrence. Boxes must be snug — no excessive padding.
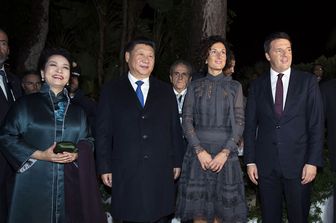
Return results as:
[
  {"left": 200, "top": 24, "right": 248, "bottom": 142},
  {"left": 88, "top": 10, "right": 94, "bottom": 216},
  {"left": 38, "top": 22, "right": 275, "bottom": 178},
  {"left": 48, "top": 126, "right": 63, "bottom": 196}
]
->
[{"left": 227, "top": 1, "right": 336, "bottom": 68}]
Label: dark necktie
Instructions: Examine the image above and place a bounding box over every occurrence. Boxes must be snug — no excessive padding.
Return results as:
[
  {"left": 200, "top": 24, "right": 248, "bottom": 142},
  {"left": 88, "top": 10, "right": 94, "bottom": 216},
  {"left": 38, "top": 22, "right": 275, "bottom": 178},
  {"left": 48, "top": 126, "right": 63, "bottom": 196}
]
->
[
  {"left": 135, "top": 80, "right": 144, "bottom": 107},
  {"left": 177, "top": 94, "right": 182, "bottom": 103},
  {"left": 274, "top": 73, "right": 284, "bottom": 117},
  {"left": 0, "top": 70, "right": 13, "bottom": 102}
]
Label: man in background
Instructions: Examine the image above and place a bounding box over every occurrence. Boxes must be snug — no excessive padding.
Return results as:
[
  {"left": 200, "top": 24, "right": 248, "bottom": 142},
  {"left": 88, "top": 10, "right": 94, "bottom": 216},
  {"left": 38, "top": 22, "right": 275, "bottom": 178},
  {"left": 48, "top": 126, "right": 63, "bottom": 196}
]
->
[
  {"left": 67, "top": 63, "right": 97, "bottom": 133},
  {"left": 21, "top": 70, "right": 41, "bottom": 94},
  {"left": 311, "top": 63, "right": 324, "bottom": 83},
  {"left": 169, "top": 60, "right": 192, "bottom": 124},
  {"left": 0, "top": 28, "right": 22, "bottom": 223}
]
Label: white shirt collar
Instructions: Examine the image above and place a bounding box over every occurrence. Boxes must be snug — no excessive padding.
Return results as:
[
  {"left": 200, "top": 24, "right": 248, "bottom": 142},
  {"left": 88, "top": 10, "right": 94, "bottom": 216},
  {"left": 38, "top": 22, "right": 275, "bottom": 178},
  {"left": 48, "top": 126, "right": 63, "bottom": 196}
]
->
[
  {"left": 128, "top": 72, "right": 149, "bottom": 85},
  {"left": 173, "top": 88, "right": 187, "bottom": 96},
  {"left": 270, "top": 67, "right": 291, "bottom": 79}
]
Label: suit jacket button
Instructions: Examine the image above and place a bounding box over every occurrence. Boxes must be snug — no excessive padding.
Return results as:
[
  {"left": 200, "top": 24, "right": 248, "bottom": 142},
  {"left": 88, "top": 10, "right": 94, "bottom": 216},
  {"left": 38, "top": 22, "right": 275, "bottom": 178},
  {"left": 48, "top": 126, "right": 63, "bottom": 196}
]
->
[
  {"left": 142, "top": 135, "right": 148, "bottom": 139},
  {"left": 144, "top": 155, "right": 149, "bottom": 159},
  {"left": 141, "top": 115, "right": 145, "bottom": 119},
  {"left": 275, "top": 125, "right": 280, "bottom": 129}
]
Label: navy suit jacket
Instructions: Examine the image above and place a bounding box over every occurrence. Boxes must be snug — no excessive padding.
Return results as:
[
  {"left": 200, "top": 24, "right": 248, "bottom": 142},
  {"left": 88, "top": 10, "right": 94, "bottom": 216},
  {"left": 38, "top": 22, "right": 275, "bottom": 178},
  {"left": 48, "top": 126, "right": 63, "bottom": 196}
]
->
[{"left": 244, "top": 69, "right": 324, "bottom": 179}]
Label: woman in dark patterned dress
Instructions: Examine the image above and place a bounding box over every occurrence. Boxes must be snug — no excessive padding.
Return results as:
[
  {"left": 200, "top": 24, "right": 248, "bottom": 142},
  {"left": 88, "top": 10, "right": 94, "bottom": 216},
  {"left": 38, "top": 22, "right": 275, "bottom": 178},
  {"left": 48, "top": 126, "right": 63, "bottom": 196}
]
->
[{"left": 176, "top": 36, "right": 247, "bottom": 223}]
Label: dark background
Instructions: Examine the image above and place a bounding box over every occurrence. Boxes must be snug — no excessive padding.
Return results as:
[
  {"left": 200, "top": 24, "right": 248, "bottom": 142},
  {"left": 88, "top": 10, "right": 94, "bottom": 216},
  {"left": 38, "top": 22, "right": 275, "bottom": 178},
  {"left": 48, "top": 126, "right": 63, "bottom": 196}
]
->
[{"left": 227, "top": 1, "right": 336, "bottom": 67}]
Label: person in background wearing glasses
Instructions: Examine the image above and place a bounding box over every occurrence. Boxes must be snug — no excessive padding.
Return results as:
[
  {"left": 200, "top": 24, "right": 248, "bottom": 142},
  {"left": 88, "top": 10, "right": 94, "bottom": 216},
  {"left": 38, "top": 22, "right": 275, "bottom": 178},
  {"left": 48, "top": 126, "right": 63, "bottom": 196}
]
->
[
  {"left": 169, "top": 60, "right": 193, "bottom": 125},
  {"left": 21, "top": 70, "right": 42, "bottom": 95},
  {"left": 175, "top": 35, "right": 247, "bottom": 223},
  {"left": 169, "top": 60, "right": 193, "bottom": 223}
]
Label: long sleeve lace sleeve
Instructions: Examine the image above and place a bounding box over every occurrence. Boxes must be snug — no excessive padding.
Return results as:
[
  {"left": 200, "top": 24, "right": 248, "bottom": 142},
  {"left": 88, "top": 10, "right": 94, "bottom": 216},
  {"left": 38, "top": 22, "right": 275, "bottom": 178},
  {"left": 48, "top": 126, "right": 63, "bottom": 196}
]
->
[
  {"left": 224, "top": 83, "right": 245, "bottom": 153},
  {"left": 182, "top": 84, "right": 204, "bottom": 153}
]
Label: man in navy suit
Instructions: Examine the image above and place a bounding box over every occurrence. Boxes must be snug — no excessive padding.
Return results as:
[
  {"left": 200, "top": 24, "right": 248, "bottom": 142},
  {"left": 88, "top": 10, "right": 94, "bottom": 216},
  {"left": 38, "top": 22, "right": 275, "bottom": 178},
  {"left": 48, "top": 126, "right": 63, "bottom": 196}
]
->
[
  {"left": 244, "top": 32, "right": 324, "bottom": 223},
  {"left": 95, "top": 37, "right": 185, "bottom": 223},
  {"left": 0, "top": 28, "right": 22, "bottom": 223}
]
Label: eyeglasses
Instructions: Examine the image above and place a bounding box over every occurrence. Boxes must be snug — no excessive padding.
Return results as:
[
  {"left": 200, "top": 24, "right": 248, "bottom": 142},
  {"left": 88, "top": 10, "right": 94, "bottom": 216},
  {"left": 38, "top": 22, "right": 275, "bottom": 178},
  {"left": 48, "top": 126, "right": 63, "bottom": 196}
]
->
[
  {"left": 209, "top": 49, "right": 226, "bottom": 57},
  {"left": 172, "top": 72, "right": 190, "bottom": 78}
]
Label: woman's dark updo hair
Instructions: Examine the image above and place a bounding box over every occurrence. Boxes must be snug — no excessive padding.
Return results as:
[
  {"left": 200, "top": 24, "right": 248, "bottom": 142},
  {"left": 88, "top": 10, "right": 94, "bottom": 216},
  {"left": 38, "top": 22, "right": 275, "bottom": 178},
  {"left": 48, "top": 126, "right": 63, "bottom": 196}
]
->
[
  {"left": 38, "top": 48, "right": 73, "bottom": 74},
  {"left": 199, "top": 35, "right": 230, "bottom": 73}
]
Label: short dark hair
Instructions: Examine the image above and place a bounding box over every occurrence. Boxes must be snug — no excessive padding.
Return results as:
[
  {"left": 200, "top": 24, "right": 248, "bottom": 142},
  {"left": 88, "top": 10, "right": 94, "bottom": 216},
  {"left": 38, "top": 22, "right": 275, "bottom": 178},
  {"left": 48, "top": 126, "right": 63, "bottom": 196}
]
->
[
  {"left": 264, "top": 32, "right": 291, "bottom": 53},
  {"left": 224, "top": 50, "right": 235, "bottom": 70},
  {"left": 199, "top": 35, "right": 230, "bottom": 72},
  {"left": 124, "top": 37, "right": 156, "bottom": 54},
  {"left": 22, "top": 69, "right": 41, "bottom": 80},
  {"left": 38, "top": 48, "right": 73, "bottom": 73},
  {"left": 169, "top": 59, "right": 193, "bottom": 77}
]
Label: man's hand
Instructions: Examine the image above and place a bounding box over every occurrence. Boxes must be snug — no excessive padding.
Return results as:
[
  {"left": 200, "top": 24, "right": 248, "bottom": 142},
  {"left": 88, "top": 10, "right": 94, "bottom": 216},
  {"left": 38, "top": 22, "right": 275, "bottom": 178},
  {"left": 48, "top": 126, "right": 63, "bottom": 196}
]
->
[
  {"left": 301, "top": 164, "right": 317, "bottom": 184},
  {"left": 173, "top": 168, "right": 181, "bottom": 180},
  {"left": 101, "top": 173, "right": 112, "bottom": 187},
  {"left": 247, "top": 164, "right": 258, "bottom": 185}
]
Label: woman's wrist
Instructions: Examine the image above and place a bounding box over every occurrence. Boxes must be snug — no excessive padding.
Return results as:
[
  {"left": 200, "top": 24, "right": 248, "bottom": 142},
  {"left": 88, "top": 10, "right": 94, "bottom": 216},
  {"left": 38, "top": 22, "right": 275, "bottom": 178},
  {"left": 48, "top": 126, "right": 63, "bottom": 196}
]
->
[
  {"left": 195, "top": 145, "right": 205, "bottom": 155},
  {"left": 220, "top": 148, "right": 230, "bottom": 158}
]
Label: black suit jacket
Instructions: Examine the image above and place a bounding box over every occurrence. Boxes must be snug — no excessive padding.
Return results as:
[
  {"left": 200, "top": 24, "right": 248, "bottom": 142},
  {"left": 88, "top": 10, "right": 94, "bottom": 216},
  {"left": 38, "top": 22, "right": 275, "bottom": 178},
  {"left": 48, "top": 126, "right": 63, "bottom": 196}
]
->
[
  {"left": 0, "top": 70, "right": 22, "bottom": 125},
  {"left": 244, "top": 69, "right": 324, "bottom": 178},
  {"left": 95, "top": 75, "right": 185, "bottom": 222},
  {"left": 320, "top": 79, "right": 336, "bottom": 171},
  {"left": 0, "top": 69, "right": 21, "bottom": 223}
]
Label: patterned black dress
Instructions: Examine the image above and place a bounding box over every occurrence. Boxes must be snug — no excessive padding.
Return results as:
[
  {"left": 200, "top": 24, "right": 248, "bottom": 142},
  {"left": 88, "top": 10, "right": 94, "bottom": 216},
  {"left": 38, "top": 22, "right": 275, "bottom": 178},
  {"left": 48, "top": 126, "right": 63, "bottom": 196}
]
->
[{"left": 176, "top": 73, "right": 247, "bottom": 223}]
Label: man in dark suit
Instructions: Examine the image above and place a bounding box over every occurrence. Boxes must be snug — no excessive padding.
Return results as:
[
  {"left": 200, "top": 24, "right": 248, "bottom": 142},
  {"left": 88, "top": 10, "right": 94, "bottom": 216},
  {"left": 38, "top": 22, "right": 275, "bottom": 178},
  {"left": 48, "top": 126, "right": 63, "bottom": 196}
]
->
[
  {"left": 320, "top": 79, "right": 336, "bottom": 223},
  {"left": 244, "top": 32, "right": 324, "bottom": 223},
  {"left": 0, "top": 28, "right": 22, "bottom": 223},
  {"left": 95, "top": 37, "right": 185, "bottom": 223}
]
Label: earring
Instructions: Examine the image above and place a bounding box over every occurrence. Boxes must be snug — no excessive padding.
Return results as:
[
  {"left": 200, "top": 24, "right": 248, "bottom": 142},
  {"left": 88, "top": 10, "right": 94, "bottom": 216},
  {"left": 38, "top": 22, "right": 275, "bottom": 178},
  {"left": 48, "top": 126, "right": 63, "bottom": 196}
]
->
[
  {"left": 41, "top": 77, "right": 44, "bottom": 81},
  {"left": 66, "top": 82, "right": 70, "bottom": 86}
]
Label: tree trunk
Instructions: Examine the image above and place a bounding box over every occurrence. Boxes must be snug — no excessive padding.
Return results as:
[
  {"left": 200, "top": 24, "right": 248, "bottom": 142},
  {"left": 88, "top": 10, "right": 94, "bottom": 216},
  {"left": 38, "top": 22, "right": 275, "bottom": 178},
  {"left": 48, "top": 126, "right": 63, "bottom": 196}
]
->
[
  {"left": 93, "top": 0, "right": 108, "bottom": 87},
  {"left": 189, "top": 0, "right": 227, "bottom": 71},
  {"left": 119, "top": 0, "right": 146, "bottom": 75},
  {"left": 15, "top": 0, "right": 49, "bottom": 74}
]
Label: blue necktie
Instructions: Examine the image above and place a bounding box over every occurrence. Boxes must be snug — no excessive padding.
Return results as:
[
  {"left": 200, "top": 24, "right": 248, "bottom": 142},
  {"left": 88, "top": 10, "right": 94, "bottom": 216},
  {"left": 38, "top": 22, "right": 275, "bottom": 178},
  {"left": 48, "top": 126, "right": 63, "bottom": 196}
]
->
[{"left": 135, "top": 80, "right": 144, "bottom": 107}]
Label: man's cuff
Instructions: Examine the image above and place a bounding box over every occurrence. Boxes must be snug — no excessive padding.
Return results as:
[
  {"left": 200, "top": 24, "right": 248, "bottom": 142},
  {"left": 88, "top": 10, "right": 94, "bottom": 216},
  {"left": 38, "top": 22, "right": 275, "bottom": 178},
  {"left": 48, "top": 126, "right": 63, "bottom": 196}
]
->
[{"left": 247, "top": 163, "right": 256, "bottom": 166}]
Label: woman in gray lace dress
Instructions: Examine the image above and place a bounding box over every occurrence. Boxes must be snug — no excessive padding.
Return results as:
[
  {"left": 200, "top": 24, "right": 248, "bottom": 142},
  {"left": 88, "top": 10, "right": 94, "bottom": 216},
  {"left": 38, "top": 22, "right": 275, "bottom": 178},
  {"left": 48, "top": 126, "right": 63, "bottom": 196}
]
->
[{"left": 176, "top": 36, "right": 247, "bottom": 223}]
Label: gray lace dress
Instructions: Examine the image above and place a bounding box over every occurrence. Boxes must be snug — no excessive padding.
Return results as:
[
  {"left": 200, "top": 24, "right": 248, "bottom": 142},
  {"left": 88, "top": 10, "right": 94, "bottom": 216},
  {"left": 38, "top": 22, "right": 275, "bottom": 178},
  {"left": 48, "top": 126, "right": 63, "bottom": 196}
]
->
[{"left": 176, "top": 73, "right": 247, "bottom": 223}]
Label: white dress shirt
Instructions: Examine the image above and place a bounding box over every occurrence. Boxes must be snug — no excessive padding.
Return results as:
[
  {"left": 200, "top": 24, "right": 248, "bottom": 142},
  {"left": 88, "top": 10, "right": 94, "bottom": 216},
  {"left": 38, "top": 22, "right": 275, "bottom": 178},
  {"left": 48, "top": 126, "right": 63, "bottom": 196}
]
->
[
  {"left": 173, "top": 88, "right": 187, "bottom": 124},
  {"left": 0, "top": 67, "right": 8, "bottom": 99},
  {"left": 128, "top": 72, "right": 150, "bottom": 105}
]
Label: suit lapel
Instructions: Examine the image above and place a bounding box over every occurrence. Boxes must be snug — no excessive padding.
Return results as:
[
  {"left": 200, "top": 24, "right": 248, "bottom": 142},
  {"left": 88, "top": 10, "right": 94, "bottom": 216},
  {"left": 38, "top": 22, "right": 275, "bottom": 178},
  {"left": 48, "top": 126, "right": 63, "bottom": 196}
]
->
[
  {"left": 119, "top": 76, "right": 144, "bottom": 110},
  {"left": 144, "top": 76, "right": 158, "bottom": 110},
  {"left": 262, "top": 73, "right": 276, "bottom": 117},
  {"left": 281, "top": 70, "right": 299, "bottom": 122}
]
